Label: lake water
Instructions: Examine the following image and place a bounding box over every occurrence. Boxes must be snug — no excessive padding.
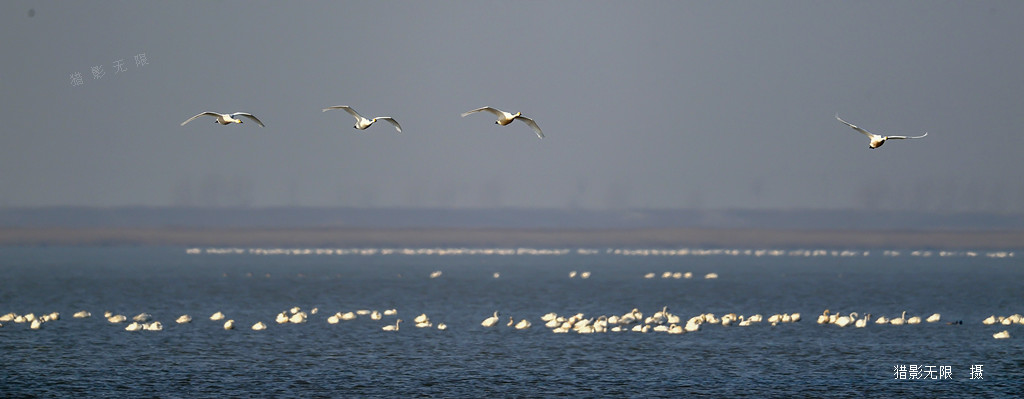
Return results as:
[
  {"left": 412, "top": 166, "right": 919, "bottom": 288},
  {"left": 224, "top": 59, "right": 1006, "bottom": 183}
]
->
[{"left": 1, "top": 246, "right": 1021, "bottom": 397}]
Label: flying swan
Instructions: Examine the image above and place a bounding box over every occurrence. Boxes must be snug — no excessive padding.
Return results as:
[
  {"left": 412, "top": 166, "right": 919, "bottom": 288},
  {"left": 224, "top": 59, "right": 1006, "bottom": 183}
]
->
[
  {"left": 835, "top": 114, "right": 926, "bottom": 149},
  {"left": 322, "top": 105, "right": 402, "bottom": 133},
  {"left": 461, "top": 107, "right": 544, "bottom": 139},
  {"left": 181, "top": 112, "right": 265, "bottom": 127}
]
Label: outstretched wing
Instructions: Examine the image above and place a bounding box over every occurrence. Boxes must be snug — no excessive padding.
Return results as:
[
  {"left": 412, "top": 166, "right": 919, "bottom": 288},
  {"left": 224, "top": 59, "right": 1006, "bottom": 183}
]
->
[
  {"left": 180, "top": 112, "right": 220, "bottom": 126},
  {"left": 232, "top": 112, "right": 265, "bottom": 127},
  {"left": 461, "top": 106, "right": 503, "bottom": 118},
  {"left": 322, "top": 105, "right": 364, "bottom": 122},
  {"left": 835, "top": 113, "right": 874, "bottom": 138},
  {"left": 885, "top": 132, "right": 928, "bottom": 140},
  {"left": 516, "top": 116, "right": 544, "bottom": 139},
  {"left": 376, "top": 117, "right": 402, "bottom": 133}
]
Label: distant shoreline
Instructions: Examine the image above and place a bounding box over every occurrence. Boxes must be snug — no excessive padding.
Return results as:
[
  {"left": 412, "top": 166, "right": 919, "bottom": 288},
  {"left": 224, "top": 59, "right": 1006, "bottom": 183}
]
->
[{"left": 2, "top": 227, "right": 1022, "bottom": 249}]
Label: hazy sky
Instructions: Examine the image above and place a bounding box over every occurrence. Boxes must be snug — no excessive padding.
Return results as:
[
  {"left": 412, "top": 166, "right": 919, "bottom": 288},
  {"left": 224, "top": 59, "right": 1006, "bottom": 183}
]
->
[{"left": 2, "top": 1, "right": 1023, "bottom": 212}]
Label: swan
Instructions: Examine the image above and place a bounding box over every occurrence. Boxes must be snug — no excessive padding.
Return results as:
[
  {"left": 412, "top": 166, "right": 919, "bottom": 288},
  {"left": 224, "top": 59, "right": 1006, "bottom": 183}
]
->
[
  {"left": 875, "top": 315, "right": 889, "bottom": 324},
  {"left": 210, "top": 311, "right": 225, "bottom": 321},
  {"left": 144, "top": 321, "right": 163, "bottom": 331},
  {"left": 223, "top": 320, "right": 235, "bottom": 330},
  {"left": 493, "top": 272, "right": 501, "bottom": 278},
  {"left": 30, "top": 319, "right": 43, "bottom": 330},
  {"left": 907, "top": 315, "right": 922, "bottom": 325},
  {"left": 275, "top": 312, "right": 290, "bottom": 324},
  {"left": 835, "top": 113, "right": 927, "bottom": 149},
  {"left": 176, "top": 315, "right": 192, "bottom": 324},
  {"left": 125, "top": 322, "right": 143, "bottom": 331},
  {"left": 252, "top": 321, "right": 267, "bottom": 330},
  {"left": 926, "top": 313, "right": 941, "bottom": 323},
  {"left": 107, "top": 314, "right": 127, "bottom": 323},
  {"left": 370, "top": 310, "right": 382, "bottom": 320},
  {"left": 436, "top": 322, "right": 447, "bottom": 331},
  {"left": 327, "top": 314, "right": 341, "bottom": 324},
  {"left": 817, "top": 310, "right": 831, "bottom": 324},
  {"left": 181, "top": 112, "right": 265, "bottom": 127},
  {"left": 993, "top": 330, "right": 1010, "bottom": 339},
  {"left": 383, "top": 309, "right": 397, "bottom": 316},
  {"left": 289, "top": 312, "right": 307, "bottom": 324},
  {"left": 73, "top": 311, "right": 91, "bottom": 318},
  {"left": 981, "top": 315, "right": 996, "bottom": 325},
  {"left": 133, "top": 313, "right": 153, "bottom": 322},
  {"left": 704, "top": 273, "right": 719, "bottom": 279},
  {"left": 890, "top": 311, "right": 907, "bottom": 326},
  {"left": 836, "top": 312, "right": 857, "bottom": 328},
  {"left": 481, "top": 311, "right": 500, "bottom": 327},
  {"left": 322, "top": 105, "right": 402, "bottom": 133},
  {"left": 414, "top": 313, "right": 430, "bottom": 324},
  {"left": 340, "top": 311, "right": 357, "bottom": 320},
  {"left": 667, "top": 324, "right": 684, "bottom": 334},
  {"left": 461, "top": 106, "right": 544, "bottom": 139},
  {"left": 382, "top": 319, "right": 402, "bottom": 331},
  {"left": 644, "top": 272, "right": 656, "bottom": 279},
  {"left": 855, "top": 314, "right": 871, "bottom": 328},
  {"left": 429, "top": 271, "right": 443, "bottom": 279},
  {"left": 515, "top": 319, "right": 532, "bottom": 329}
]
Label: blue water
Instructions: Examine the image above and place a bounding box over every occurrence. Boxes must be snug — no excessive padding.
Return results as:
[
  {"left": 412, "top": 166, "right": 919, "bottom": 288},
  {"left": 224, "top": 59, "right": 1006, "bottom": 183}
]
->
[{"left": 1, "top": 247, "right": 1021, "bottom": 397}]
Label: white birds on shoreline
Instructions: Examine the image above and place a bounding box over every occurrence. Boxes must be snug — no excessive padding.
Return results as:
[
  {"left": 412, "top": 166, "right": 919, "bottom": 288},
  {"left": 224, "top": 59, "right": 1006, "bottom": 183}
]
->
[
  {"left": 181, "top": 112, "right": 265, "bottom": 127},
  {"left": 461, "top": 106, "right": 544, "bottom": 139},
  {"left": 835, "top": 114, "right": 927, "bottom": 149},
  {"left": 322, "top": 105, "right": 402, "bottom": 133}
]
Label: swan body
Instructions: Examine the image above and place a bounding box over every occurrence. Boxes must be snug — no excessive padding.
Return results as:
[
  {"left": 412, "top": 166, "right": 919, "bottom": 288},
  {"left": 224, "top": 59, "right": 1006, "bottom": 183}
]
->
[
  {"left": 907, "top": 315, "right": 922, "bottom": 325},
  {"left": 223, "top": 320, "right": 235, "bottom": 330},
  {"left": 926, "top": 313, "right": 941, "bottom": 323},
  {"left": 125, "top": 322, "right": 143, "bottom": 331},
  {"left": 176, "top": 314, "right": 192, "bottom": 324},
  {"left": 461, "top": 106, "right": 544, "bottom": 139},
  {"left": 890, "top": 311, "right": 907, "bottom": 326},
  {"left": 323, "top": 105, "right": 402, "bottom": 133},
  {"left": 382, "top": 319, "right": 402, "bottom": 331},
  {"left": 133, "top": 313, "right": 153, "bottom": 322},
  {"left": 252, "top": 321, "right": 267, "bottom": 330},
  {"left": 210, "top": 311, "right": 225, "bottom": 321},
  {"left": 515, "top": 319, "right": 532, "bottom": 329},
  {"left": 993, "top": 330, "right": 1010, "bottom": 339},
  {"left": 181, "top": 112, "right": 265, "bottom": 127},
  {"left": 107, "top": 314, "right": 127, "bottom": 323},
  {"left": 817, "top": 310, "right": 830, "bottom": 325},
  {"left": 835, "top": 114, "right": 927, "bottom": 149},
  {"left": 437, "top": 323, "right": 447, "bottom": 330},
  {"left": 73, "top": 311, "right": 91, "bottom": 318},
  {"left": 481, "top": 311, "right": 500, "bottom": 327},
  {"left": 144, "top": 321, "right": 163, "bottom": 331}
]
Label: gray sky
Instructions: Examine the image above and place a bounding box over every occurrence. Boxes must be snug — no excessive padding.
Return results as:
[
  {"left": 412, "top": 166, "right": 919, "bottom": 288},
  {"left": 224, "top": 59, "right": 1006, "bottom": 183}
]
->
[{"left": 2, "top": 1, "right": 1023, "bottom": 212}]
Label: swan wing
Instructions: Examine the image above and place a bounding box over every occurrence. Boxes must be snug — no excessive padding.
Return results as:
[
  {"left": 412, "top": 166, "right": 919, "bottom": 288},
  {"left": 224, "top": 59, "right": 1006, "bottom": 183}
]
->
[
  {"left": 376, "top": 117, "right": 402, "bottom": 133},
  {"left": 180, "top": 112, "right": 221, "bottom": 126},
  {"left": 322, "top": 105, "right": 366, "bottom": 121},
  {"left": 461, "top": 106, "right": 504, "bottom": 118},
  {"left": 516, "top": 116, "right": 545, "bottom": 139},
  {"left": 232, "top": 112, "right": 265, "bottom": 127},
  {"left": 884, "top": 132, "right": 928, "bottom": 140},
  {"left": 835, "top": 114, "right": 875, "bottom": 138}
]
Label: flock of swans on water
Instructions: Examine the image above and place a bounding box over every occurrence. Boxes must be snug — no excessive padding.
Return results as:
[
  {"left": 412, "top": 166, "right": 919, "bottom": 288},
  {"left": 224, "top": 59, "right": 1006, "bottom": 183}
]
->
[
  {"left": 1, "top": 306, "right": 1015, "bottom": 339},
  {"left": 179, "top": 103, "right": 927, "bottom": 148}
]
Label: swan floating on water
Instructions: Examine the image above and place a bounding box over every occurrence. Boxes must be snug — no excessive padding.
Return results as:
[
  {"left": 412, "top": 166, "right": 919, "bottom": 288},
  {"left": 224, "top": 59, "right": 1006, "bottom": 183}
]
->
[
  {"left": 252, "top": 321, "right": 267, "bottom": 330},
  {"left": 210, "top": 312, "right": 225, "bottom": 321},
  {"left": 993, "top": 330, "right": 1010, "bottom": 339},
  {"left": 481, "top": 311, "right": 500, "bottom": 327},
  {"left": 181, "top": 112, "right": 265, "bottom": 127},
  {"left": 322, "top": 105, "right": 402, "bottom": 133},
  {"left": 382, "top": 319, "right": 402, "bottom": 331},
  {"left": 223, "top": 320, "right": 235, "bottom": 330},
  {"left": 461, "top": 106, "right": 544, "bottom": 139},
  {"left": 926, "top": 313, "right": 941, "bottom": 323},
  {"left": 835, "top": 114, "right": 927, "bottom": 149},
  {"left": 176, "top": 315, "right": 192, "bottom": 324},
  {"left": 73, "top": 311, "right": 91, "bottom": 318}
]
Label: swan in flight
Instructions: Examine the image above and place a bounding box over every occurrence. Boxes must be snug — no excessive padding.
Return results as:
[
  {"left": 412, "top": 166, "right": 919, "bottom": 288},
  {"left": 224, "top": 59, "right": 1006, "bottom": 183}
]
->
[
  {"left": 181, "top": 112, "right": 265, "bottom": 127},
  {"left": 461, "top": 107, "right": 544, "bottom": 139},
  {"left": 322, "top": 105, "right": 402, "bottom": 133},
  {"left": 835, "top": 114, "right": 927, "bottom": 149}
]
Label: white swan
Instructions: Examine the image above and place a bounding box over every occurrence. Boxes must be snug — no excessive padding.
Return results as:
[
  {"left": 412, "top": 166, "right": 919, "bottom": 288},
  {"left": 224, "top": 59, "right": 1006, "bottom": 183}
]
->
[
  {"left": 907, "top": 315, "right": 922, "bottom": 325},
  {"left": 176, "top": 314, "right": 192, "bottom": 324},
  {"left": 251, "top": 321, "right": 267, "bottom": 330},
  {"left": 327, "top": 314, "right": 340, "bottom": 324},
  {"left": 133, "top": 313, "right": 153, "bottom": 322},
  {"left": 340, "top": 311, "right": 357, "bottom": 320},
  {"left": 993, "top": 330, "right": 1010, "bottom": 339},
  {"left": 181, "top": 112, "right": 265, "bottom": 127},
  {"left": 836, "top": 312, "right": 857, "bottom": 328},
  {"left": 481, "top": 311, "right": 500, "bottom": 327},
  {"left": 436, "top": 322, "right": 447, "bottom": 331},
  {"left": 107, "top": 314, "right": 127, "bottom": 323},
  {"left": 835, "top": 113, "right": 927, "bottom": 149},
  {"left": 515, "top": 319, "right": 532, "bottom": 329},
  {"left": 414, "top": 313, "right": 429, "bottom": 324},
  {"left": 144, "top": 321, "right": 163, "bottom": 331},
  {"left": 817, "top": 310, "right": 830, "bottom": 325},
  {"left": 890, "top": 311, "right": 907, "bottom": 326},
  {"left": 382, "top": 319, "right": 402, "bottom": 331},
  {"left": 289, "top": 312, "right": 307, "bottom": 324},
  {"left": 223, "top": 319, "right": 235, "bottom": 330},
  {"left": 855, "top": 314, "right": 871, "bottom": 328},
  {"left": 125, "top": 322, "right": 143, "bottom": 331},
  {"left": 926, "top": 313, "right": 941, "bottom": 323},
  {"left": 210, "top": 311, "right": 225, "bottom": 321},
  {"left": 322, "top": 105, "right": 402, "bottom": 133},
  {"left": 383, "top": 309, "right": 397, "bottom": 316},
  {"left": 461, "top": 106, "right": 544, "bottom": 139},
  {"left": 73, "top": 311, "right": 91, "bottom": 318},
  {"left": 370, "top": 310, "right": 382, "bottom": 320}
]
